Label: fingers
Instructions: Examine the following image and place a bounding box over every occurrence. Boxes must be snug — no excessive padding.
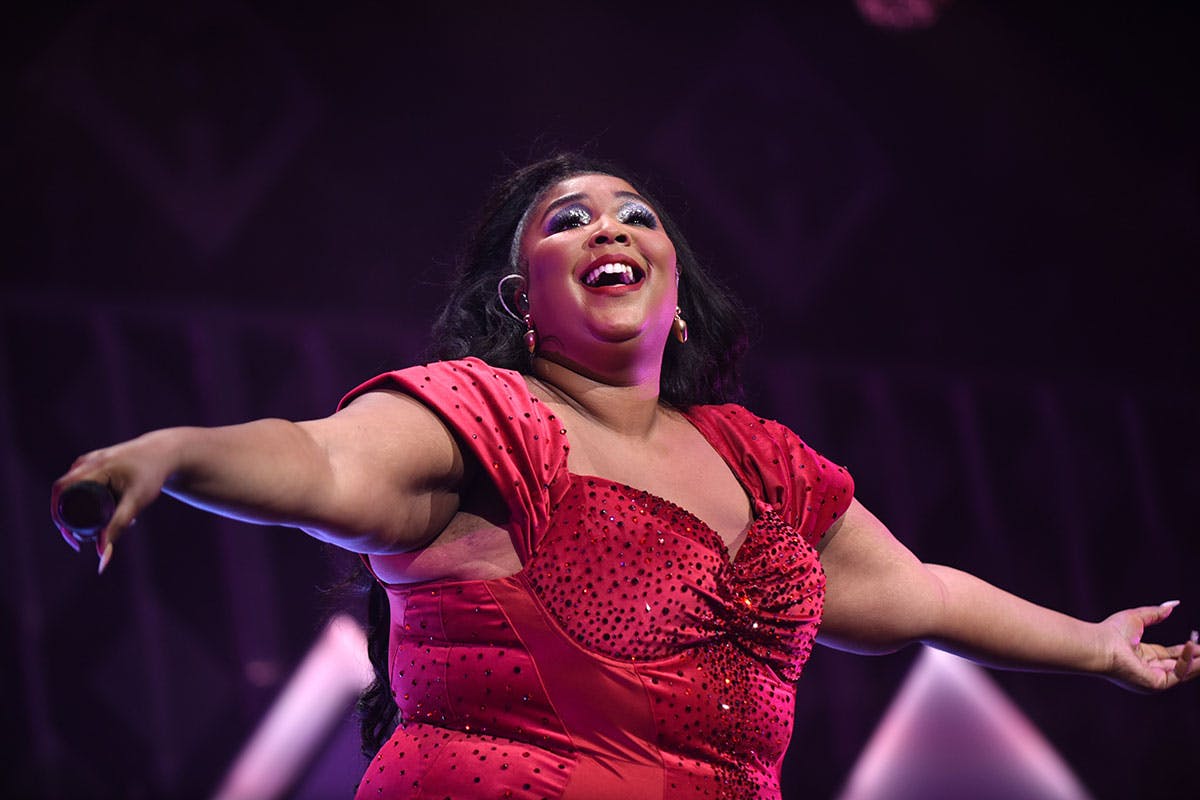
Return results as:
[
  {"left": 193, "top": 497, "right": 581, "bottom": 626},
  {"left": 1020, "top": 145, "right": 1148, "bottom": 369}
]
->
[
  {"left": 91, "top": 489, "right": 147, "bottom": 572},
  {"left": 1124, "top": 601, "right": 1182, "bottom": 637},
  {"left": 1108, "top": 603, "right": 1174, "bottom": 649},
  {"left": 1138, "top": 641, "right": 1182, "bottom": 660},
  {"left": 51, "top": 441, "right": 161, "bottom": 574},
  {"left": 97, "top": 541, "right": 114, "bottom": 575},
  {"left": 1150, "top": 600, "right": 1179, "bottom": 624},
  {"left": 1173, "top": 640, "right": 1197, "bottom": 682},
  {"left": 57, "top": 523, "right": 81, "bottom": 553},
  {"left": 1132, "top": 627, "right": 1200, "bottom": 690},
  {"left": 1135, "top": 602, "right": 1199, "bottom": 687},
  {"left": 53, "top": 473, "right": 116, "bottom": 547}
]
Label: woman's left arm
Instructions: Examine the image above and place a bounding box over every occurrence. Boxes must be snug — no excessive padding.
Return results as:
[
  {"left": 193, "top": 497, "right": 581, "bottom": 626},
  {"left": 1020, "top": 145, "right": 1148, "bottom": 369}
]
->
[{"left": 816, "top": 498, "right": 1199, "bottom": 692}]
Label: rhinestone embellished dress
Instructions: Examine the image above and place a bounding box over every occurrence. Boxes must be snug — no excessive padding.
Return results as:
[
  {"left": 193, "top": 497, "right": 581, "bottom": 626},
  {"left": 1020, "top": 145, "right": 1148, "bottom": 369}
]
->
[{"left": 343, "top": 359, "right": 853, "bottom": 800}]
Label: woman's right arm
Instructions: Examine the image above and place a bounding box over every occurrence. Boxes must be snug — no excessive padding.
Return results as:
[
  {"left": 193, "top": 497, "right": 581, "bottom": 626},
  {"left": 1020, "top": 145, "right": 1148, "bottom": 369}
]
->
[{"left": 51, "top": 390, "right": 469, "bottom": 568}]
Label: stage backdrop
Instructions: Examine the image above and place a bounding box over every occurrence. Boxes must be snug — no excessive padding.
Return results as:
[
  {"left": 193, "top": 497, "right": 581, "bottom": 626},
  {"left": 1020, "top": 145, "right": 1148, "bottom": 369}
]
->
[{"left": 4, "top": 2, "right": 1197, "bottom": 798}]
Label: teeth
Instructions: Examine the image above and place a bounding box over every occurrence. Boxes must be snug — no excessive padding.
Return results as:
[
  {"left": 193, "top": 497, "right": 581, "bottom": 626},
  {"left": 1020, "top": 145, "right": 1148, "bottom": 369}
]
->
[{"left": 584, "top": 262, "right": 636, "bottom": 286}]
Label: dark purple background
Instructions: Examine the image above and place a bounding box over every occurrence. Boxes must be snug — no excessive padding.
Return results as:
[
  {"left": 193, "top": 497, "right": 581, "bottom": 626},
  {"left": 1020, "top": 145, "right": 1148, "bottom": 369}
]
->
[{"left": 4, "top": 2, "right": 1197, "bottom": 798}]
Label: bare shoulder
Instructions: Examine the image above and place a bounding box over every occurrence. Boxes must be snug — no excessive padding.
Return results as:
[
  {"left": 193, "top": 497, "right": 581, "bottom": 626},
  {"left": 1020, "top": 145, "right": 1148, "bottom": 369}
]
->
[
  {"left": 314, "top": 389, "right": 461, "bottom": 466},
  {"left": 816, "top": 499, "right": 915, "bottom": 566},
  {"left": 816, "top": 498, "right": 872, "bottom": 553}
]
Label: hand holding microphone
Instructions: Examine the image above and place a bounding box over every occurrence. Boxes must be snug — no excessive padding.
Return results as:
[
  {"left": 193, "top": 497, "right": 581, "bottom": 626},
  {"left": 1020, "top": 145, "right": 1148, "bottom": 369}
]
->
[
  {"left": 55, "top": 480, "right": 117, "bottom": 543},
  {"left": 51, "top": 436, "right": 169, "bottom": 573}
]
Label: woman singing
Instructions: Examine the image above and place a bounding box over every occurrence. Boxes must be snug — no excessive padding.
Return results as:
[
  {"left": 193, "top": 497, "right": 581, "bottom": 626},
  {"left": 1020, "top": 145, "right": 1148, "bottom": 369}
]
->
[{"left": 51, "top": 154, "right": 1198, "bottom": 799}]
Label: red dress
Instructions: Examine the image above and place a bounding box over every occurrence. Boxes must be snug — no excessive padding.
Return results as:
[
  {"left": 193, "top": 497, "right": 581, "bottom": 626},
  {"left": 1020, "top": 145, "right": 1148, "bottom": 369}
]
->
[{"left": 343, "top": 359, "right": 853, "bottom": 800}]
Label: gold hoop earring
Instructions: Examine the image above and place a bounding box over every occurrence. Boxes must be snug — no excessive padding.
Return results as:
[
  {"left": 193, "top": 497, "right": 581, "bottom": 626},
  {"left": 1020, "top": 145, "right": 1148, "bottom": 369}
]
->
[{"left": 672, "top": 307, "right": 688, "bottom": 344}]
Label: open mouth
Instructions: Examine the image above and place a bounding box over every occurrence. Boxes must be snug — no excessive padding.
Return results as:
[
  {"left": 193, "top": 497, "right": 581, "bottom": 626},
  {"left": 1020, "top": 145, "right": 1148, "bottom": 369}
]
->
[{"left": 581, "top": 262, "right": 646, "bottom": 288}]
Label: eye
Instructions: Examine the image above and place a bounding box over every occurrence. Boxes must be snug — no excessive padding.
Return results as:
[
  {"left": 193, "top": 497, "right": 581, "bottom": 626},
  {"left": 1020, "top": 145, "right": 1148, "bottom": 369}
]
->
[
  {"left": 546, "top": 205, "right": 592, "bottom": 234},
  {"left": 616, "top": 202, "right": 659, "bottom": 229}
]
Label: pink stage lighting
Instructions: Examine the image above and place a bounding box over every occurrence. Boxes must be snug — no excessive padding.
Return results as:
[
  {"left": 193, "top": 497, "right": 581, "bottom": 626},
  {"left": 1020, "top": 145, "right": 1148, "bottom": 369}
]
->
[
  {"left": 837, "top": 647, "right": 1092, "bottom": 800},
  {"left": 214, "top": 614, "right": 374, "bottom": 800}
]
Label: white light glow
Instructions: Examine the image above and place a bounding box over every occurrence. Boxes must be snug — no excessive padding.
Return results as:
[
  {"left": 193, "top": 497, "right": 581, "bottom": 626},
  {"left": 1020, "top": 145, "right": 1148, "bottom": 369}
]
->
[
  {"left": 213, "top": 614, "right": 374, "bottom": 800},
  {"left": 838, "top": 647, "right": 1092, "bottom": 800}
]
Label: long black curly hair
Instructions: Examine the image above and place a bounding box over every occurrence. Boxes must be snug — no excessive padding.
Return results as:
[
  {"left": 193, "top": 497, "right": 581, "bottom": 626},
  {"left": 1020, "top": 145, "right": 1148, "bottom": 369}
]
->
[{"left": 358, "top": 153, "right": 750, "bottom": 754}]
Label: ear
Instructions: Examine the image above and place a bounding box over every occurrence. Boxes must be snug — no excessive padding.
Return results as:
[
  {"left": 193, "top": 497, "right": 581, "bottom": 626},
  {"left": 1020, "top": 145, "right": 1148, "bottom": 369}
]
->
[{"left": 497, "top": 273, "right": 530, "bottom": 322}]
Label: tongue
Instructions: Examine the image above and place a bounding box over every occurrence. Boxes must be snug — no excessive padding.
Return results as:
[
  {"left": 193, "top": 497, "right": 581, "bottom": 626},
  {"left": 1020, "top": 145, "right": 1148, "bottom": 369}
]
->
[
  {"left": 591, "top": 267, "right": 646, "bottom": 287},
  {"left": 595, "top": 272, "right": 629, "bottom": 287}
]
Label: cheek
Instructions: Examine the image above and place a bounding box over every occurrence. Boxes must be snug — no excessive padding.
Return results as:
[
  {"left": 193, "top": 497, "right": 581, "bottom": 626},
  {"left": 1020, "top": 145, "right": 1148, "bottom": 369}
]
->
[
  {"left": 525, "top": 245, "right": 580, "bottom": 307},
  {"left": 652, "top": 236, "right": 678, "bottom": 273}
]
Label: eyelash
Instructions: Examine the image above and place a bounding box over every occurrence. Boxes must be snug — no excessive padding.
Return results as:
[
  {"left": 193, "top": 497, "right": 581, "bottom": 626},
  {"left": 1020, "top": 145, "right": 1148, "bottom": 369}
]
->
[
  {"left": 617, "top": 204, "right": 659, "bottom": 229},
  {"left": 546, "top": 206, "right": 591, "bottom": 233},
  {"left": 545, "top": 203, "right": 659, "bottom": 234}
]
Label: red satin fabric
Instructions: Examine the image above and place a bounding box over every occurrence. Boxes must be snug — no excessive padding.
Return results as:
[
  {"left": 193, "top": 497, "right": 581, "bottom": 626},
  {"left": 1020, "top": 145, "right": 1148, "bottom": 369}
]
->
[{"left": 342, "top": 359, "right": 853, "bottom": 799}]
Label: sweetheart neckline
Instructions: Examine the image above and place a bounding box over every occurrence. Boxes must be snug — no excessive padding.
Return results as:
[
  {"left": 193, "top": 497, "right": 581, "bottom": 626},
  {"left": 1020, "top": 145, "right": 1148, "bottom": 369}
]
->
[{"left": 565, "top": 472, "right": 770, "bottom": 565}]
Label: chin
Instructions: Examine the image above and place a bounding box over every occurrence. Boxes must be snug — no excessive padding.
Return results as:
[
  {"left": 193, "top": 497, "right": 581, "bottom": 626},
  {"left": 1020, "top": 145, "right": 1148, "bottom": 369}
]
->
[
  {"left": 588, "top": 326, "right": 650, "bottom": 346},
  {"left": 584, "top": 315, "right": 660, "bottom": 342}
]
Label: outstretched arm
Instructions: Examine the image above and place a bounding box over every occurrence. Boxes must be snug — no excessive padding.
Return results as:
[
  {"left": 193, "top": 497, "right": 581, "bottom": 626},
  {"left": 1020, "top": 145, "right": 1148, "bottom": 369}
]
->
[
  {"left": 51, "top": 390, "right": 468, "bottom": 569},
  {"left": 815, "top": 499, "right": 1199, "bottom": 692}
]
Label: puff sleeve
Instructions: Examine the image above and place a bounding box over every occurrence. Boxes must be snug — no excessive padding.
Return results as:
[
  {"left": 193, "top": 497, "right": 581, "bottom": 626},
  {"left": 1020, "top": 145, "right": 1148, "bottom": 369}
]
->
[
  {"left": 338, "top": 357, "right": 570, "bottom": 563},
  {"left": 683, "top": 404, "right": 853, "bottom": 547}
]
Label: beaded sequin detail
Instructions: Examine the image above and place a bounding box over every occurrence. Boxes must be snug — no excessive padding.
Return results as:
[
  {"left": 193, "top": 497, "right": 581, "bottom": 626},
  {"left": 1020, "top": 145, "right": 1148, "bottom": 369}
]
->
[{"left": 525, "top": 478, "right": 825, "bottom": 797}]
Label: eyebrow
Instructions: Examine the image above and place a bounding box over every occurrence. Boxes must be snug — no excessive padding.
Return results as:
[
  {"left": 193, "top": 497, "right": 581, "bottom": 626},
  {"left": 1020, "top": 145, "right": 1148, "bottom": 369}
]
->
[{"left": 539, "top": 190, "right": 649, "bottom": 223}]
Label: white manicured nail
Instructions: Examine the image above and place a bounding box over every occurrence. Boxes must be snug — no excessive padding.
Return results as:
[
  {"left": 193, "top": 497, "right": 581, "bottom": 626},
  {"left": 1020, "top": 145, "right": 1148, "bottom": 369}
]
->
[{"left": 97, "top": 541, "right": 114, "bottom": 575}]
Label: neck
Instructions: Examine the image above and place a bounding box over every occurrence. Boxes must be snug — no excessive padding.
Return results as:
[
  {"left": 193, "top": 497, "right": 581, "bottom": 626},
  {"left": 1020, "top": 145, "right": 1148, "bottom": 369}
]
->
[{"left": 531, "top": 354, "right": 665, "bottom": 438}]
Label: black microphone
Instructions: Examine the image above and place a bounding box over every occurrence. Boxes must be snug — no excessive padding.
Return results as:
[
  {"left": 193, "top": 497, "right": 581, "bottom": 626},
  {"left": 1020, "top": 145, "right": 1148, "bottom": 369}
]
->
[{"left": 57, "top": 480, "right": 116, "bottom": 542}]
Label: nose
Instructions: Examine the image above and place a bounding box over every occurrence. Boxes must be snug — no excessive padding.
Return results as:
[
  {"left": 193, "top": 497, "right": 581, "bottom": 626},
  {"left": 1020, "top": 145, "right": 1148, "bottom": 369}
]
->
[{"left": 590, "top": 216, "right": 631, "bottom": 246}]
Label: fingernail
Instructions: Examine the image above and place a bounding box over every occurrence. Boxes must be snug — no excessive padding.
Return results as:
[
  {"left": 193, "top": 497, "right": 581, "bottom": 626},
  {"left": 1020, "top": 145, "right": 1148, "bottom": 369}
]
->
[
  {"left": 1159, "top": 600, "right": 1181, "bottom": 609},
  {"left": 60, "top": 528, "right": 81, "bottom": 553},
  {"left": 97, "top": 541, "right": 114, "bottom": 575},
  {"left": 1190, "top": 630, "right": 1198, "bottom": 645}
]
